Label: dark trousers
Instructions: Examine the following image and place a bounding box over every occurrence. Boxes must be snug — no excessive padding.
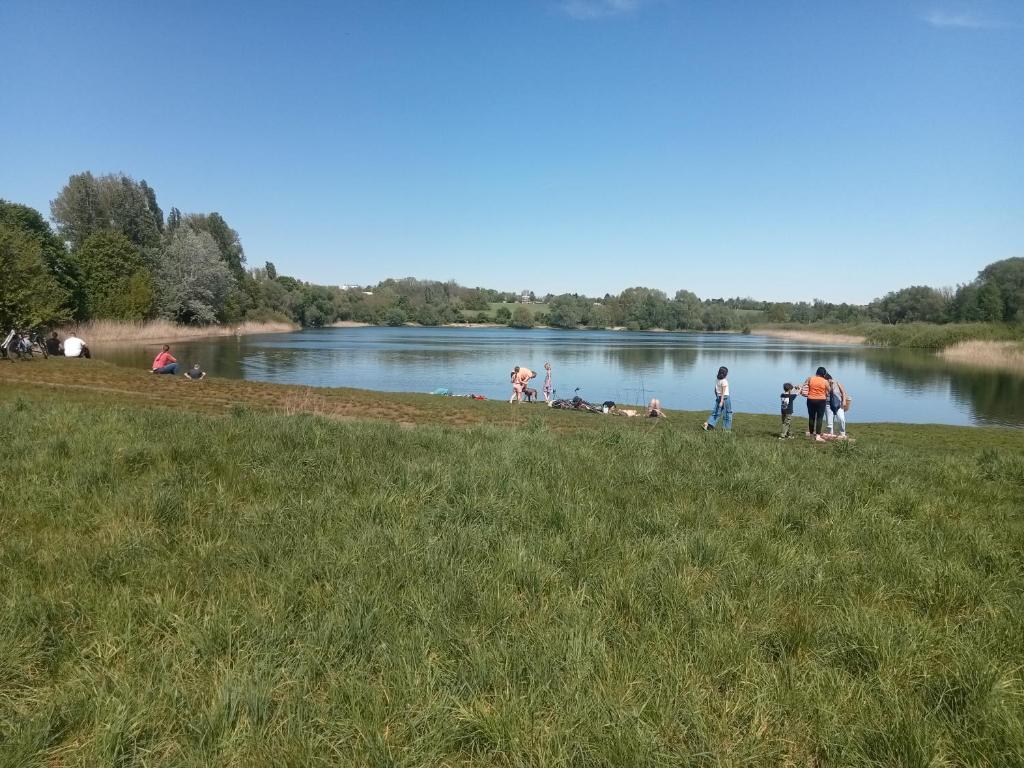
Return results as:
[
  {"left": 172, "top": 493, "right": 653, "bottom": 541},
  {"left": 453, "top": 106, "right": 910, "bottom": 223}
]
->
[{"left": 807, "top": 399, "right": 827, "bottom": 434}]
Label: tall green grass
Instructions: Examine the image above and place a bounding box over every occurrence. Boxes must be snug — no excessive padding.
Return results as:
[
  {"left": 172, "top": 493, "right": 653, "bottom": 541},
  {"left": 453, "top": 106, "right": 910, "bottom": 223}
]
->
[{"left": 1, "top": 397, "right": 1023, "bottom": 766}]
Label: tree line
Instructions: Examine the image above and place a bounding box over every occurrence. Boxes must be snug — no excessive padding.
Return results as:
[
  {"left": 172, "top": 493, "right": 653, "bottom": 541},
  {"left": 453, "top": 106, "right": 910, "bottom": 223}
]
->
[{"left": 2, "top": 171, "right": 1021, "bottom": 332}]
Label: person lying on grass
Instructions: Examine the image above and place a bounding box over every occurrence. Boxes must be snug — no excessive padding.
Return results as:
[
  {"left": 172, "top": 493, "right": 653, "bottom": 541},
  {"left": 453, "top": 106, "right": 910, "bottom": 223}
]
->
[
  {"left": 151, "top": 345, "right": 178, "bottom": 375},
  {"left": 648, "top": 398, "right": 667, "bottom": 418}
]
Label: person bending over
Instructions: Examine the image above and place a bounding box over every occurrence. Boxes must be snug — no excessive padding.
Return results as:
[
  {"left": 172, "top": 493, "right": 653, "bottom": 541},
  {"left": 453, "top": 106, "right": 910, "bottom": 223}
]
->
[{"left": 151, "top": 345, "right": 179, "bottom": 374}]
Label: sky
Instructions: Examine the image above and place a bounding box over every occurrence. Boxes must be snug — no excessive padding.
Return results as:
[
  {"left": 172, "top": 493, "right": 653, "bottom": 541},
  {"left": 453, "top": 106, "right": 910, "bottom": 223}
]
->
[{"left": 1, "top": 0, "right": 1021, "bottom": 303}]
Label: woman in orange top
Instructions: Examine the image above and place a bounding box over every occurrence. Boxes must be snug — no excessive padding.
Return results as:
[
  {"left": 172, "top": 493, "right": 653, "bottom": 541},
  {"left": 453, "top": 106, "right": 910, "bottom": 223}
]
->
[{"left": 803, "top": 366, "right": 830, "bottom": 440}]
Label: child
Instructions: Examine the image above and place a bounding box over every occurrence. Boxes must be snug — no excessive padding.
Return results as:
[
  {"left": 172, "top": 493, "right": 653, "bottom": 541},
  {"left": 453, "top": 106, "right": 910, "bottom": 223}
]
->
[
  {"left": 779, "top": 382, "right": 798, "bottom": 438},
  {"left": 509, "top": 368, "right": 523, "bottom": 403},
  {"left": 701, "top": 366, "right": 732, "bottom": 431},
  {"left": 184, "top": 363, "right": 206, "bottom": 381},
  {"left": 542, "top": 362, "right": 553, "bottom": 405}
]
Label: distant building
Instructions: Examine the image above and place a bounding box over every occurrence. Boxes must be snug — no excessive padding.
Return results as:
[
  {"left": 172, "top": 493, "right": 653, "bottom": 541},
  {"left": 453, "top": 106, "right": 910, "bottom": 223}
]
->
[{"left": 520, "top": 290, "right": 531, "bottom": 303}]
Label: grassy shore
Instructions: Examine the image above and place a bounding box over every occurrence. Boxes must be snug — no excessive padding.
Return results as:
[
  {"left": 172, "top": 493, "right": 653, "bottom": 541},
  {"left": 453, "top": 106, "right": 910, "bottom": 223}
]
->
[
  {"left": 57, "top": 319, "right": 297, "bottom": 343},
  {"left": 755, "top": 322, "right": 1024, "bottom": 350},
  {"left": 2, "top": 363, "right": 1023, "bottom": 766}
]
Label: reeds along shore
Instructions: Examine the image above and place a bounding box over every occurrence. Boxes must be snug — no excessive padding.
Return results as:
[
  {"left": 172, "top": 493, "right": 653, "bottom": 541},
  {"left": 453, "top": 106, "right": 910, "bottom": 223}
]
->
[
  {"left": 941, "top": 340, "right": 1024, "bottom": 373},
  {"left": 56, "top": 319, "right": 297, "bottom": 343}
]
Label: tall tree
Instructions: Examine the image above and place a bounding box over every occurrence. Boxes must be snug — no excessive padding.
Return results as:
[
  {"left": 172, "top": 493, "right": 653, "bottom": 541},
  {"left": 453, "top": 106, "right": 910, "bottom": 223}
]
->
[
  {"left": 139, "top": 180, "right": 164, "bottom": 233},
  {"left": 155, "top": 228, "right": 235, "bottom": 324},
  {"left": 51, "top": 172, "right": 161, "bottom": 249},
  {"left": 183, "top": 212, "right": 245, "bottom": 279}
]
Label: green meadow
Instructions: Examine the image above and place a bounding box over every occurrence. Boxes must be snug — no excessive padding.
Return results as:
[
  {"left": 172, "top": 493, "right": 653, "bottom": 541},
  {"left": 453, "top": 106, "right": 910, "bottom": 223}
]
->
[{"left": 1, "top": 365, "right": 1023, "bottom": 766}]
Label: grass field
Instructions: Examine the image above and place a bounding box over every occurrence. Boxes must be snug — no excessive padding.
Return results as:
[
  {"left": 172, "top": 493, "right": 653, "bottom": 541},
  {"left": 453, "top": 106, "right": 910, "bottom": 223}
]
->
[{"left": 2, "top": 361, "right": 1023, "bottom": 766}]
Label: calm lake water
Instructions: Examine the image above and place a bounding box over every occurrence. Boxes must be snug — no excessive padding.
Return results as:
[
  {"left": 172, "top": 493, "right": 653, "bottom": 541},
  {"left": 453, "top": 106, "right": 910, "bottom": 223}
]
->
[{"left": 102, "top": 327, "right": 1024, "bottom": 428}]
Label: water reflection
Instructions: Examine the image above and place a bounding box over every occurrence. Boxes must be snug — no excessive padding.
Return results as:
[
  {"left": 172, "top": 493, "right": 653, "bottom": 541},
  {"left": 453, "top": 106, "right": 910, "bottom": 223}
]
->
[{"left": 96, "top": 328, "right": 1022, "bottom": 427}]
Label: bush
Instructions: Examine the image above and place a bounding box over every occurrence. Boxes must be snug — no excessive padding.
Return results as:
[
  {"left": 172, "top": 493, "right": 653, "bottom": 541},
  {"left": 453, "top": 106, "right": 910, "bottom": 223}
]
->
[
  {"left": 383, "top": 308, "right": 408, "bottom": 326},
  {"left": 510, "top": 305, "right": 534, "bottom": 328}
]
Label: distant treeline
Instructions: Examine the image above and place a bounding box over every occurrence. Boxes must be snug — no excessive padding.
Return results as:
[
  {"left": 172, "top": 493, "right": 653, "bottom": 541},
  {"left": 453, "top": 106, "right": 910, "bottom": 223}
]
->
[{"left": 2, "top": 171, "right": 1022, "bottom": 332}]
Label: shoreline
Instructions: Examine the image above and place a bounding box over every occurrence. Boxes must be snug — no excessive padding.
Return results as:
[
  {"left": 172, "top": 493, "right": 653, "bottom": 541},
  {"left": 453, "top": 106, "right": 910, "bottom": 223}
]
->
[{"left": 752, "top": 327, "right": 868, "bottom": 345}]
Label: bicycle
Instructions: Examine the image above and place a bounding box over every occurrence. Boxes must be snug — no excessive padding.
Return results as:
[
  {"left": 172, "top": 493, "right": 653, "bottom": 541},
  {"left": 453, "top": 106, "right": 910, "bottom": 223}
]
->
[{"left": 1, "top": 329, "right": 49, "bottom": 360}]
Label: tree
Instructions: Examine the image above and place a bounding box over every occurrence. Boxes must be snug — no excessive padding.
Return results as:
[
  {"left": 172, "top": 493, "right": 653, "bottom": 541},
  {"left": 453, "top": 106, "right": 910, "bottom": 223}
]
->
[
  {"left": 167, "top": 207, "right": 182, "bottom": 233},
  {"left": 869, "top": 286, "right": 950, "bottom": 324},
  {"left": 265, "top": 261, "right": 278, "bottom": 280},
  {"left": 139, "top": 180, "right": 164, "bottom": 233},
  {"left": 51, "top": 172, "right": 161, "bottom": 249},
  {"left": 155, "top": 228, "right": 235, "bottom": 324},
  {"left": 495, "top": 306, "right": 512, "bottom": 322},
  {"left": 0, "top": 200, "right": 83, "bottom": 319},
  {"left": 383, "top": 308, "right": 407, "bottom": 326},
  {"left": 671, "top": 290, "right": 703, "bottom": 329},
  {"left": 545, "top": 295, "right": 585, "bottom": 328},
  {"left": 70, "top": 231, "right": 154, "bottom": 320},
  {"left": 976, "top": 282, "right": 1005, "bottom": 322},
  {"left": 0, "top": 223, "right": 70, "bottom": 329},
  {"left": 510, "top": 305, "right": 534, "bottom": 328},
  {"left": 976, "top": 258, "right": 1024, "bottom": 322},
  {"left": 183, "top": 212, "right": 245, "bottom": 279}
]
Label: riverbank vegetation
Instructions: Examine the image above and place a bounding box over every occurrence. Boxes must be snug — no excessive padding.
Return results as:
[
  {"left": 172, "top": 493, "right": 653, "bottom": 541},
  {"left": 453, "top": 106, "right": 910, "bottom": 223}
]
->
[
  {"left": 3, "top": 173, "right": 1022, "bottom": 343},
  {"left": 57, "top": 319, "right": 296, "bottom": 344},
  {"left": 1, "top": 368, "right": 1022, "bottom": 766},
  {"left": 756, "top": 321, "right": 1024, "bottom": 350}
]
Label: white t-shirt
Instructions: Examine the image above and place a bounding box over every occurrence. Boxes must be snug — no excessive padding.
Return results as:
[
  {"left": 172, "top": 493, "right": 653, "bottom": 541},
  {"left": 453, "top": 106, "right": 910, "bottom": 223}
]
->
[
  {"left": 715, "top": 378, "right": 729, "bottom": 397},
  {"left": 63, "top": 336, "right": 84, "bottom": 357}
]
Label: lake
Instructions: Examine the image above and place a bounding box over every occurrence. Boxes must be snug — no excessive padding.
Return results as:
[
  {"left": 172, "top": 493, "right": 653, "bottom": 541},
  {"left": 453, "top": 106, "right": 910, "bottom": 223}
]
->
[{"left": 101, "top": 327, "right": 1024, "bottom": 428}]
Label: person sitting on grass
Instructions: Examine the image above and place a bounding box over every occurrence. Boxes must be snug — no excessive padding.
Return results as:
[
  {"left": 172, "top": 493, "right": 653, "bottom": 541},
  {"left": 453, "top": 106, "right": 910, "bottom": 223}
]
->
[
  {"left": 45, "top": 332, "right": 62, "bottom": 356},
  {"left": 648, "top": 398, "right": 667, "bottom": 418},
  {"left": 151, "top": 344, "right": 179, "bottom": 375},
  {"left": 184, "top": 363, "right": 206, "bottom": 380},
  {"left": 62, "top": 332, "right": 90, "bottom": 358}
]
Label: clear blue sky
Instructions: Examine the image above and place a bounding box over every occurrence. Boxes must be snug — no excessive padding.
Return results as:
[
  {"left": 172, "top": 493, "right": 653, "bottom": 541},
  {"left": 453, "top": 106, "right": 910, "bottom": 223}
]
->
[{"left": 1, "top": 0, "right": 1021, "bottom": 303}]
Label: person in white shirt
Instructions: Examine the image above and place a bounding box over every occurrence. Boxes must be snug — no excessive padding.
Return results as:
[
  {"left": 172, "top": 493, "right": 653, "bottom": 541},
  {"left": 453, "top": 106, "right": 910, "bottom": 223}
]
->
[
  {"left": 701, "top": 366, "right": 732, "bottom": 431},
  {"left": 62, "top": 334, "right": 90, "bottom": 358}
]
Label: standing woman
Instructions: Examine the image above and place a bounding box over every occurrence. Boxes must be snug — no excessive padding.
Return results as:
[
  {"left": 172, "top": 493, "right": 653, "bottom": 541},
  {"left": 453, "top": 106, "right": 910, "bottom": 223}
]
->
[
  {"left": 702, "top": 366, "right": 732, "bottom": 431},
  {"left": 542, "top": 362, "right": 554, "bottom": 406},
  {"left": 825, "top": 373, "right": 848, "bottom": 439},
  {"left": 802, "top": 366, "right": 830, "bottom": 441}
]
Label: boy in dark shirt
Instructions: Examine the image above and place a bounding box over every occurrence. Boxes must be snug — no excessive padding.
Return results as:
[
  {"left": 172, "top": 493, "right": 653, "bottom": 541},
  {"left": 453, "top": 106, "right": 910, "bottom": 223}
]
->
[
  {"left": 779, "top": 382, "right": 798, "bottom": 438},
  {"left": 184, "top": 363, "right": 206, "bottom": 381}
]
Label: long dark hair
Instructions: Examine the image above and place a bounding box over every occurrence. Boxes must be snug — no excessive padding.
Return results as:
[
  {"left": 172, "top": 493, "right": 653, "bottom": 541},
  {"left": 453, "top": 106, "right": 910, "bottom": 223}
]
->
[
  {"left": 717, "top": 366, "right": 728, "bottom": 380},
  {"left": 815, "top": 366, "right": 828, "bottom": 377}
]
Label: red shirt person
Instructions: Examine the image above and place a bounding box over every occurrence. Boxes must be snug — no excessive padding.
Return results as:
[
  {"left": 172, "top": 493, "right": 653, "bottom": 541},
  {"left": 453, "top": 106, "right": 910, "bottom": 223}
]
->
[{"left": 151, "top": 345, "right": 179, "bottom": 375}]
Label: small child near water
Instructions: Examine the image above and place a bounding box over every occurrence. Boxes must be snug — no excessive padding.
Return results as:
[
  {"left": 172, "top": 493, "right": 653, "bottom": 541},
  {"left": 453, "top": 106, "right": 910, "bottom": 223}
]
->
[{"left": 779, "top": 382, "right": 798, "bottom": 438}]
